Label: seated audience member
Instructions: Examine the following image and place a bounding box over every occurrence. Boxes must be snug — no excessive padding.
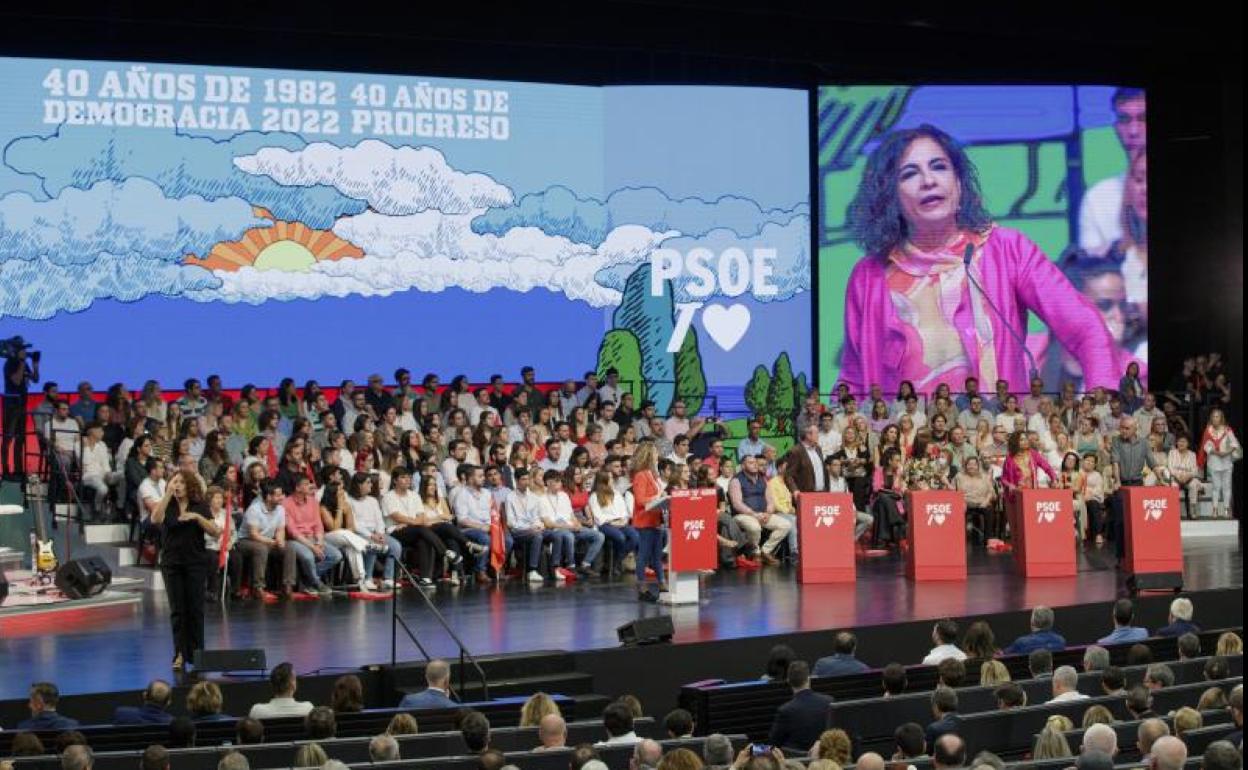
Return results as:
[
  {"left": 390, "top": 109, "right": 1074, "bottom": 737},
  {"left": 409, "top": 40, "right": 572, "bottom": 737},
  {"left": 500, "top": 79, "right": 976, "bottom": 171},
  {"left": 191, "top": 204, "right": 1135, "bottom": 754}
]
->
[
  {"left": 938, "top": 658, "right": 967, "bottom": 688},
  {"left": 249, "top": 662, "right": 314, "bottom": 719},
  {"left": 168, "top": 716, "right": 197, "bottom": 748},
  {"left": 1201, "top": 741, "right": 1241, "bottom": 770},
  {"left": 1082, "top": 705, "right": 1115, "bottom": 727},
  {"left": 1148, "top": 735, "right": 1187, "bottom": 770},
  {"left": 368, "top": 735, "right": 400, "bottom": 762},
  {"left": 17, "top": 682, "right": 79, "bottom": 730},
  {"left": 1197, "top": 686, "right": 1228, "bottom": 711},
  {"left": 534, "top": 713, "right": 567, "bottom": 751},
  {"left": 925, "top": 687, "right": 961, "bottom": 746},
  {"left": 1082, "top": 645, "right": 1110, "bottom": 672},
  {"left": 238, "top": 479, "right": 299, "bottom": 600},
  {"left": 60, "top": 745, "right": 93, "bottom": 770},
  {"left": 1127, "top": 643, "right": 1153, "bottom": 665},
  {"left": 894, "top": 722, "right": 927, "bottom": 761},
  {"left": 329, "top": 675, "right": 364, "bottom": 715},
  {"left": 703, "top": 733, "right": 735, "bottom": 769},
  {"left": 187, "top": 681, "right": 230, "bottom": 721},
  {"left": 1226, "top": 684, "right": 1243, "bottom": 748},
  {"left": 283, "top": 475, "right": 342, "bottom": 594},
  {"left": 54, "top": 731, "right": 88, "bottom": 754},
  {"left": 814, "top": 631, "right": 871, "bottom": 678},
  {"left": 1157, "top": 597, "right": 1200, "bottom": 637},
  {"left": 968, "top": 749, "right": 1005, "bottom": 770},
  {"left": 1033, "top": 715, "right": 1074, "bottom": 759},
  {"left": 856, "top": 752, "right": 887, "bottom": 770},
  {"left": 140, "top": 746, "right": 169, "bottom": 770},
  {"left": 1128, "top": 686, "right": 1159, "bottom": 721},
  {"left": 1177, "top": 632, "right": 1202, "bottom": 661},
  {"left": 292, "top": 743, "right": 326, "bottom": 768},
  {"left": 813, "top": 728, "right": 853, "bottom": 765},
  {"left": 599, "top": 700, "right": 640, "bottom": 745},
  {"left": 768, "top": 661, "right": 834, "bottom": 752},
  {"left": 8, "top": 733, "right": 46, "bottom": 756},
  {"left": 923, "top": 619, "right": 968, "bottom": 665},
  {"left": 664, "top": 708, "right": 695, "bottom": 739},
  {"left": 236, "top": 718, "right": 265, "bottom": 745},
  {"left": 1172, "top": 706, "right": 1203, "bottom": 738},
  {"left": 631, "top": 739, "right": 663, "bottom": 770},
  {"left": 519, "top": 692, "right": 561, "bottom": 728},
  {"left": 961, "top": 620, "right": 999, "bottom": 660},
  {"left": 459, "top": 709, "right": 491, "bottom": 753},
  {"left": 1098, "top": 598, "right": 1148, "bottom": 644},
  {"left": 1003, "top": 606, "right": 1066, "bottom": 654},
  {"left": 932, "top": 734, "right": 966, "bottom": 770},
  {"left": 1144, "top": 663, "right": 1175, "bottom": 690},
  {"left": 113, "top": 679, "right": 175, "bottom": 725},
  {"left": 1048, "top": 666, "right": 1088, "bottom": 703},
  {"left": 994, "top": 683, "right": 1026, "bottom": 710},
  {"left": 305, "top": 706, "right": 336, "bottom": 740},
  {"left": 399, "top": 658, "right": 457, "bottom": 709},
  {"left": 1101, "top": 666, "right": 1127, "bottom": 696},
  {"left": 1217, "top": 632, "right": 1242, "bottom": 656},
  {"left": 1083, "top": 722, "right": 1118, "bottom": 757},
  {"left": 882, "top": 663, "right": 908, "bottom": 697},
  {"left": 1029, "top": 649, "right": 1055, "bottom": 679},
  {"left": 1077, "top": 751, "right": 1115, "bottom": 770},
  {"left": 980, "top": 660, "right": 1010, "bottom": 687},
  {"left": 385, "top": 713, "right": 419, "bottom": 736},
  {"left": 1205, "top": 656, "right": 1231, "bottom": 681}
]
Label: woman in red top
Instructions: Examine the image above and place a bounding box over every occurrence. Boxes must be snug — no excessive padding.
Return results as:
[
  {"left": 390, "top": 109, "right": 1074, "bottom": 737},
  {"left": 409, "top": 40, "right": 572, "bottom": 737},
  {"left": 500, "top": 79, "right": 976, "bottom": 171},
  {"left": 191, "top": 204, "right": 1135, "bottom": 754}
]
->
[{"left": 630, "top": 442, "right": 669, "bottom": 602}]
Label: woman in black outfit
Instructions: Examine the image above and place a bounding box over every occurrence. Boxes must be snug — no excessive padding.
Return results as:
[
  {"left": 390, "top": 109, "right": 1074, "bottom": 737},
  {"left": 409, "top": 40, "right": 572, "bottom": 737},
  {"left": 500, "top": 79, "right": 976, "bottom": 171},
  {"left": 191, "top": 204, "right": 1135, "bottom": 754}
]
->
[{"left": 151, "top": 469, "right": 220, "bottom": 671}]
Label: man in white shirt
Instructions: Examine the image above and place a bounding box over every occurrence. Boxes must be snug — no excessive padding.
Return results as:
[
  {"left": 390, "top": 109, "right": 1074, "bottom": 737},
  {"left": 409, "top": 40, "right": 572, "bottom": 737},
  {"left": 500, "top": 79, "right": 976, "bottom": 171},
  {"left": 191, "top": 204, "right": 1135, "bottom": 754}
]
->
[
  {"left": 80, "top": 422, "right": 122, "bottom": 521},
  {"left": 832, "top": 396, "right": 859, "bottom": 435},
  {"left": 441, "top": 440, "right": 469, "bottom": 489},
  {"left": 249, "top": 663, "right": 313, "bottom": 719},
  {"left": 817, "top": 413, "right": 843, "bottom": 456},
  {"left": 1047, "top": 666, "right": 1089, "bottom": 703},
  {"left": 539, "top": 439, "right": 568, "bottom": 472},
  {"left": 451, "top": 465, "right": 497, "bottom": 583},
  {"left": 597, "top": 402, "right": 620, "bottom": 442},
  {"left": 826, "top": 457, "right": 873, "bottom": 540},
  {"left": 1133, "top": 392, "right": 1165, "bottom": 426},
  {"left": 597, "top": 369, "right": 622, "bottom": 408},
  {"left": 666, "top": 435, "right": 693, "bottom": 466},
  {"left": 1028, "top": 397, "right": 1055, "bottom": 436},
  {"left": 922, "top": 620, "right": 968, "bottom": 665},
  {"left": 957, "top": 395, "right": 989, "bottom": 433},
  {"left": 44, "top": 399, "right": 81, "bottom": 470},
  {"left": 664, "top": 400, "right": 704, "bottom": 442},
  {"left": 504, "top": 468, "right": 546, "bottom": 583},
  {"left": 534, "top": 470, "right": 602, "bottom": 578},
  {"left": 1078, "top": 88, "right": 1146, "bottom": 256},
  {"left": 136, "top": 457, "right": 167, "bottom": 525},
  {"left": 467, "top": 389, "right": 499, "bottom": 428},
  {"left": 1022, "top": 378, "right": 1046, "bottom": 418},
  {"left": 553, "top": 422, "right": 577, "bottom": 460},
  {"left": 903, "top": 396, "right": 927, "bottom": 430}
]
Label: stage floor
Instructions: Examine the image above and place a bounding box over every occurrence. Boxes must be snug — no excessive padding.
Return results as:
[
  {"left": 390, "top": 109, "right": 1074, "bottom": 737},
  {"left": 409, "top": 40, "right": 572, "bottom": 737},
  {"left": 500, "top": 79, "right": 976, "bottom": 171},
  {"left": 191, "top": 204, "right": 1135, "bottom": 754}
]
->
[{"left": 0, "top": 536, "right": 1240, "bottom": 700}]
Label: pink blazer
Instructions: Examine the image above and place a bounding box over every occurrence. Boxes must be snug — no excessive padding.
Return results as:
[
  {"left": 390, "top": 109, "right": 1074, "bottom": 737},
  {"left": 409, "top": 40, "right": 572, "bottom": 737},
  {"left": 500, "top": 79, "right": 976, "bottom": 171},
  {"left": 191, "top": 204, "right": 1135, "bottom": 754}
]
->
[
  {"left": 1002, "top": 449, "right": 1056, "bottom": 490},
  {"left": 839, "top": 227, "right": 1118, "bottom": 394}
]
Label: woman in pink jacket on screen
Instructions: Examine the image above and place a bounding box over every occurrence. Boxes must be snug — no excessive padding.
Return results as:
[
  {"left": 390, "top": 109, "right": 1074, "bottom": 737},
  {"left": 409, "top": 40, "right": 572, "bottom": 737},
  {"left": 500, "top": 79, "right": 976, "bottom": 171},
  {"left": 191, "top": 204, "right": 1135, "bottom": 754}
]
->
[{"left": 840, "top": 124, "right": 1118, "bottom": 396}]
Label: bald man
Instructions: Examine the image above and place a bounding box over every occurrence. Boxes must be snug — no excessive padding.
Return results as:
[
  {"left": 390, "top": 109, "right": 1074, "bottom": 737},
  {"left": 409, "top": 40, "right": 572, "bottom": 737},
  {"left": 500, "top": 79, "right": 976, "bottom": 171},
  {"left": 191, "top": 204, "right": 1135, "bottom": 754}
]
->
[
  {"left": 631, "top": 738, "right": 662, "bottom": 770},
  {"left": 856, "top": 752, "right": 886, "bottom": 770},
  {"left": 1110, "top": 415, "right": 1151, "bottom": 558},
  {"left": 535, "top": 713, "right": 566, "bottom": 751},
  {"left": 113, "top": 679, "right": 174, "bottom": 725},
  {"left": 1148, "top": 736, "right": 1187, "bottom": 770}
]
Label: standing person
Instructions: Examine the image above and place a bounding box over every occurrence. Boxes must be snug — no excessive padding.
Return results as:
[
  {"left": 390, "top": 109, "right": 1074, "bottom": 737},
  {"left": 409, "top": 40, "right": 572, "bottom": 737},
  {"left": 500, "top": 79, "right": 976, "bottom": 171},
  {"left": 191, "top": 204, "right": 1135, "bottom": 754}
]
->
[
  {"left": 1109, "top": 417, "right": 1152, "bottom": 560},
  {"left": 1199, "top": 409, "right": 1240, "bottom": 520},
  {"left": 630, "top": 443, "right": 669, "bottom": 603},
  {"left": 2, "top": 336, "right": 39, "bottom": 478},
  {"left": 151, "top": 469, "right": 220, "bottom": 671}
]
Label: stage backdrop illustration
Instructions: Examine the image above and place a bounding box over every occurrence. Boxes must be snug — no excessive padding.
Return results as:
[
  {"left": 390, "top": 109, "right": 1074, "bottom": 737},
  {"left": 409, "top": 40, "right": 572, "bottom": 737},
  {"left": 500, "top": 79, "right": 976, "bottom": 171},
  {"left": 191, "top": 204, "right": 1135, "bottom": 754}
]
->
[
  {"left": 0, "top": 58, "right": 810, "bottom": 426},
  {"left": 817, "top": 85, "right": 1148, "bottom": 394}
]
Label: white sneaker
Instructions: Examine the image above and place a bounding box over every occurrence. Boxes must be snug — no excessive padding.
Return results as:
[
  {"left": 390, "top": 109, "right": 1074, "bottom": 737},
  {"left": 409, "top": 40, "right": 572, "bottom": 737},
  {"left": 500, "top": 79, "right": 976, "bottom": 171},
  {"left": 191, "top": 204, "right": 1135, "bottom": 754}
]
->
[
  {"left": 381, "top": 579, "right": 395, "bottom": 590},
  {"left": 527, "top": 571, "right": 545, "bottom": 584},
  {"left": 361, "top": 579, "right": 379, "bottom": 592},
  {"left": 554, "top": 570, "right": 566, "bottom": 583}
]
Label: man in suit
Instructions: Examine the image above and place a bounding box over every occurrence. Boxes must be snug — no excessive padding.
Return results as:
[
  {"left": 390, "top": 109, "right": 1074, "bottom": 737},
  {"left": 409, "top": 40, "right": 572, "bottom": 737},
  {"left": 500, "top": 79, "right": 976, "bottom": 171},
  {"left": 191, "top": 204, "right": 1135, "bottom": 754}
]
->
[
  {"left": 768, "top": 660, "right": 833, "bottom": 751},
  {"left": 784, "top": 426, "right": 827, "bottom": 497},
  {"left": 1156, "top": 597, "right": 1200, "bottom": 637},
  {"left": 925, "top": 686, "right": 962, "bottom": 746},
  {"left": 814, "top": 632, "right": 871, "bottom": 678},
  {"left": 398, "top": 658, "right": 458, "bottom": 710},
  {"left": 16, "top": 682, "right": 79, "bottom": 731},
  {"left": 113, "top": 680, "right": 175, "bottom": 725}
]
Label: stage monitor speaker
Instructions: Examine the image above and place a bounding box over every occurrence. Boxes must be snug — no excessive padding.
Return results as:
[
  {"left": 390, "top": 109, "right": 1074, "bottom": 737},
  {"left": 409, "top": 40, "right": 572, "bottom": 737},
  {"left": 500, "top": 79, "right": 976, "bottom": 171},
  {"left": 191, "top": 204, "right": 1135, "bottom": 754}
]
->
[
  {"left": 616, "top": 615, "right": 674, "bottom": 646},
  {"left": 1127, "top": 572, "right": 1183, "bottom": 594},
  {"left": 194, "top": 648, "right": 267, "bottom": 673},
  {"left": 54, "top": 557, "right": 112, "bottom": 599}
]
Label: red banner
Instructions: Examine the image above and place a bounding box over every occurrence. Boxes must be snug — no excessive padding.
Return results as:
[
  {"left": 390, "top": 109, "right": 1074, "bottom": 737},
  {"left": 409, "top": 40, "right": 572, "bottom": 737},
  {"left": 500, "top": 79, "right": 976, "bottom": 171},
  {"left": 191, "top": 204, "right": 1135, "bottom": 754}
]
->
[
  {"left": 669, "top": 488, "right": 718, "bottom": 572},
  {"left": 905, "top": 490, "right": 967, "bottom": 581},
  {"left": 797, "top": 492, "right": 857, "bottom": 583},
  {"left": 1123, "top": 486, "right": 1183, "bottom": 576},
  {"left": 1010, "top": 488, "right": 1077, "bottom": 577}
]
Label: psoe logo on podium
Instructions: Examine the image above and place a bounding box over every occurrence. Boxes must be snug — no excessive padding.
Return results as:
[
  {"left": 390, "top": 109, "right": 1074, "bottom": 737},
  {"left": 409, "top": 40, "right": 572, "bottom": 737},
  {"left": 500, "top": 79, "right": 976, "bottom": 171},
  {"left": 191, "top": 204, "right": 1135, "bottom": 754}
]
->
[
  {"left": 682, "top": 519, "right": 706, "bottom": 541},
  {"left": 1036, "top": 500, "right": 1061, "bottom": 524},
  {"left": 814, "top": 504, "right": 841, "bottom": 527},
  {"left": 925, "top": 503, "right": 951, "bottom": 527},
  {"left": 1143, "top": 497, "right": 1168, "bottom": 522}
]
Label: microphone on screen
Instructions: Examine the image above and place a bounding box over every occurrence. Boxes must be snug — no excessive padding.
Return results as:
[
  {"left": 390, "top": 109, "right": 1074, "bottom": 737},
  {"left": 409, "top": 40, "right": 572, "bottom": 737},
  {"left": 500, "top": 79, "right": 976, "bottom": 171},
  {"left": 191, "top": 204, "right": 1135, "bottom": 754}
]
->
[{"left": 961, "top": 241, "right": 1040, "bottom": 383}]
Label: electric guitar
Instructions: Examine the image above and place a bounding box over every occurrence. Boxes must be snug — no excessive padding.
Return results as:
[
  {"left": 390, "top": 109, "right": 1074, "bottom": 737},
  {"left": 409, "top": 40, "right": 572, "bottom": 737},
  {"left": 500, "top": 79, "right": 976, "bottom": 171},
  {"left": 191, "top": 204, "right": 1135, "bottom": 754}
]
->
[{"left": 28, "top": 480, "right": 58, "bottom": 575}]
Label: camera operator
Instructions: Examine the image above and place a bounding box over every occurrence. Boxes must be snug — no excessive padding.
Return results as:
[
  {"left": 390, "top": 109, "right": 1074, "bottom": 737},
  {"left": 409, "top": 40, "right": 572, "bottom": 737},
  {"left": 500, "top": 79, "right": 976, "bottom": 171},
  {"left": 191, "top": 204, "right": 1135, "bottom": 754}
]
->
[{"left": 2, "top": 336, "right": 40, "bottom": 478}]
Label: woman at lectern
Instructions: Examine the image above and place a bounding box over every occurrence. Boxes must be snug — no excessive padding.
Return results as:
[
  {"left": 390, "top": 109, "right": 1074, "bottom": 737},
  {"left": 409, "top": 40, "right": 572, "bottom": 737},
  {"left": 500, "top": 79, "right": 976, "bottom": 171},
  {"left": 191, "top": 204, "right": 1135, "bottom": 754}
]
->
[
  {"left": 1001, "top": 430, "right": 1057, "bottom": 499},
  {"left": 151, "top": 469, "right": 221, "bottom": 671},
  {"left": 840, "top": 124, "right": 1118, "bottom": 395}
]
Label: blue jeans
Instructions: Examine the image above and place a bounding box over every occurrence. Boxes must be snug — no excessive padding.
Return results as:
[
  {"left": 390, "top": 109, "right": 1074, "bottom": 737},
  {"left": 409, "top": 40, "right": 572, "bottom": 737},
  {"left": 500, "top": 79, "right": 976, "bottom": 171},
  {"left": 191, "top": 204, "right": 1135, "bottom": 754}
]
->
[
  {"left": 599, "top": 524, "right": 640, "bottom": 560},
  {"left": 362, "top": 535, "right": 403, "bottom": 581},
  {"left": 636, "top": 527, "right": 665, "bottom": 586},
  {"left": 576, "top": 527, "right": 605, "bottom": 566},
  {"left": 511, "top": 530, "right": 544, "bottom": 571},
  {"left": 290, "top": 541, "right": 343, "bottom": 588},
  {"left": 462, "top": 528, "right": 513, "bottom": 571}
]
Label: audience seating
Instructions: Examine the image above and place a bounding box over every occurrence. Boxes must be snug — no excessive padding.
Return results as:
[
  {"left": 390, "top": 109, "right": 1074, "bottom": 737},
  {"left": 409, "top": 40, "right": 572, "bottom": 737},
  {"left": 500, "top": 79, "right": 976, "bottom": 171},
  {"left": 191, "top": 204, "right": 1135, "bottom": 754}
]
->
[{"left": 1054, "top": 710, "right": 1233, "bottom": 763}]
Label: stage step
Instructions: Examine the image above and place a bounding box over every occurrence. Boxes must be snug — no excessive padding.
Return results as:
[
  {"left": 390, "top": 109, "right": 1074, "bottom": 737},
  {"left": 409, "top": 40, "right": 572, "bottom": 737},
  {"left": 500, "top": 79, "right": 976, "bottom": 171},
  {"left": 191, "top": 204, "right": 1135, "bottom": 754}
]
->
[
  {"left": 1181, "top": 519, "right": 1238, "bottom": 539},
  {"left": 84, "top": 523, "right": 131, "bottom": 544},
  {"left": 110, "top": 564, "right": 163, "bottom": 591}
]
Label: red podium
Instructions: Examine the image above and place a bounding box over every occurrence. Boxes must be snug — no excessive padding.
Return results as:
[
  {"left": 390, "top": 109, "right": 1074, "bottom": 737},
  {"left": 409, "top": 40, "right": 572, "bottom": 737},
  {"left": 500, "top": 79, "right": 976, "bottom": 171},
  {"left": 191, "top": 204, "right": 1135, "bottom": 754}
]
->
[
  {"left": 663, "top": 488, "right": 718, "bottom": 604},
  {"left": 905, "top": 490, "right": 967, "bottom": 581},
  {"left": 797, "top": 492, "right": 857, "bottom": 583},
  {"left": 1010, "top": 488, "right": 1077, "bottom": 577},
  {"left": 1122, "top": 486, "right": 1183, "bottom": 591}
]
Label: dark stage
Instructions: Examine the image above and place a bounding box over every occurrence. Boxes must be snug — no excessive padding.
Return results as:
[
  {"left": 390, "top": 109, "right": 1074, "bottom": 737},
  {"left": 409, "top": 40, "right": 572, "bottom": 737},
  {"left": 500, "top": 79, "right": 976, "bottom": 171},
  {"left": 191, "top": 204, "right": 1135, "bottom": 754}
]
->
[{"left": 1, "top": 535, "right": 1241, "bottom": 706}]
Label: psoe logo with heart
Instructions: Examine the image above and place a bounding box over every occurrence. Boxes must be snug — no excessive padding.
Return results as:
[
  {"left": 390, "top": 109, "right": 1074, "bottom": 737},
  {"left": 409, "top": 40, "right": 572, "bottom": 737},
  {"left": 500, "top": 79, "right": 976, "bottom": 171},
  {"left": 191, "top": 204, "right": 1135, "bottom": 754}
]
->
[
  {"left": 1036, "top": 500, "right": 1062, "bottom": 524},
  {"left": 683, "top": 519, "right": 706, "bottom": 541},
  {"left": 1142, "top": 498, "right": 1167, "bottom": 522},
  {"left": 813, "top": 505, "right": 840, "bottom": 527},
  {"left": 926, "top": 503, "right": 952, "bottom": 527},
  {"left": 650, "top": 246, "right": 778, "bottom": 353}
]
